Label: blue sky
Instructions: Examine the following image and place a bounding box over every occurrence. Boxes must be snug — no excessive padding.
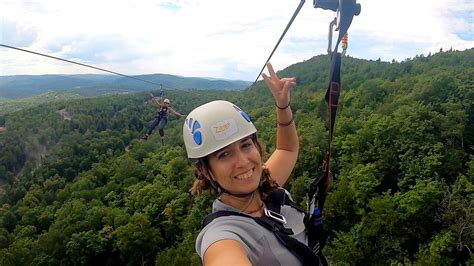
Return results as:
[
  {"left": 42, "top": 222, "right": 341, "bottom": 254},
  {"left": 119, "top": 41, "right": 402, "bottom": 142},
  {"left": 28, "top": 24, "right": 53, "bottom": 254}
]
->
[{"left": 0, "top": 0, "right": 472, "bottom": 81}]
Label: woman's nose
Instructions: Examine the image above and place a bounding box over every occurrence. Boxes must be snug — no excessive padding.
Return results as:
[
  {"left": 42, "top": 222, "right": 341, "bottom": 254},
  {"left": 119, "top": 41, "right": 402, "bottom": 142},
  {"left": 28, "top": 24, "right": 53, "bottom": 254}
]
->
[{"left": 234, "top": 148, "right": 251, "bottom": 167}]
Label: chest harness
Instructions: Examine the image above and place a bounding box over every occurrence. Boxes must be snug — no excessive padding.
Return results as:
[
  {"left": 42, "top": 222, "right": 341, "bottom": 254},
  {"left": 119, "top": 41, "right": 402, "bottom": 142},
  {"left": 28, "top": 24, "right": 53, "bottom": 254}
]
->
[
  {"left": 203, "top": 189, "right": 327, "bottom": 266},
  {"left": 157, "top": 106, "right": 168, "bottom": 118}
]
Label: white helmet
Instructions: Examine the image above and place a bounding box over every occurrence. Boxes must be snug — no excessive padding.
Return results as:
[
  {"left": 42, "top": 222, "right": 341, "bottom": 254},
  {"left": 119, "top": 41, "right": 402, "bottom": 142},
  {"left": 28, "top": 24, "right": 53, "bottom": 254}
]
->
[
  {"left": 183, "top": 100, "right": 257, "bottom": 158},
  {"left": 163, "top": 98, "right": 170, "bottom": 104}
]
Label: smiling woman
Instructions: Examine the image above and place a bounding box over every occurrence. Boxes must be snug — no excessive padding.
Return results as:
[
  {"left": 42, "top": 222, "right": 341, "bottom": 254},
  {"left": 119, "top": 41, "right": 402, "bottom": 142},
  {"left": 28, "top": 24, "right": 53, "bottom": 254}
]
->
[{"left": 182, "top": 63, "right": 326, "bottom": 265}]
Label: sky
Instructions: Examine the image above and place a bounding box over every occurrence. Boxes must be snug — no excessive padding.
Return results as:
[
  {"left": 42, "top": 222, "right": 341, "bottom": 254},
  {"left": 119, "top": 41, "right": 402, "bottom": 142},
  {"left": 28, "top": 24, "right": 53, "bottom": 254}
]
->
[{"left": 0, "top": 0, "right": 473, "bottom": 81}]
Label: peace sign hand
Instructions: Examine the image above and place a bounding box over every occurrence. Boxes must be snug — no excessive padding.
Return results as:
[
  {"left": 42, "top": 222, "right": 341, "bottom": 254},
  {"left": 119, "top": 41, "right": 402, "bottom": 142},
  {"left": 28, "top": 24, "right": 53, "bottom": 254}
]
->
[{"left": 261, "top": 62, "right": 296, "bottom": 108}]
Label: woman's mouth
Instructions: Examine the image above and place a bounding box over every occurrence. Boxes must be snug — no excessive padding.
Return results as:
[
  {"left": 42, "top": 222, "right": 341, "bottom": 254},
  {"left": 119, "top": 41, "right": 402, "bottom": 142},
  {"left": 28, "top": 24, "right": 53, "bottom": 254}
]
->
[{"left": 235, "top": 169, "right": 254, "bottom": 180}]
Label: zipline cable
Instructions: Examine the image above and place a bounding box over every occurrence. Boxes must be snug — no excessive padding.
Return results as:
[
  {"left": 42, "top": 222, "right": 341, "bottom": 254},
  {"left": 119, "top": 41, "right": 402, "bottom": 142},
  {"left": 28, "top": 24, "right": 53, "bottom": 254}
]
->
[
  {"left": 252, "top": 0, "right": 306, "bottom": 85},
  {"left": 0, "top": 43, "right": 163, "bottom": 87},
  {"left": 4, "top": 0, "right": 306, "bottom": 90}
]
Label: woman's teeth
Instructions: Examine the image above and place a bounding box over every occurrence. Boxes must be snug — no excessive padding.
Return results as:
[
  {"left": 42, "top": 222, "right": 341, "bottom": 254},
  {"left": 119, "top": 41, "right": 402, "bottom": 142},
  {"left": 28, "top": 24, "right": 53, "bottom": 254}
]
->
[{"left": 235, "top": 169, "right": 253, "bottom": 180}]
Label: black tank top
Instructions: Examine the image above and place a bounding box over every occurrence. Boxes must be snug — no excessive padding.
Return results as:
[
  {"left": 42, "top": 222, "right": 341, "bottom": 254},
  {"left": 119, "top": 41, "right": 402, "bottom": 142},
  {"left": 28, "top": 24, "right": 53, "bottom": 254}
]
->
[{"left": 159, "top": 106, "right": 168, "bottom": 117}]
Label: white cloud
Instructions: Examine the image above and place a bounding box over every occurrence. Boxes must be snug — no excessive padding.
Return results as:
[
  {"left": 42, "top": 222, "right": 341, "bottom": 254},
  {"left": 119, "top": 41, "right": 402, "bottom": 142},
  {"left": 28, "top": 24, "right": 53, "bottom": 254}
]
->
[{"left": 1, "top": 0, "right": 473, "bottom": 80}]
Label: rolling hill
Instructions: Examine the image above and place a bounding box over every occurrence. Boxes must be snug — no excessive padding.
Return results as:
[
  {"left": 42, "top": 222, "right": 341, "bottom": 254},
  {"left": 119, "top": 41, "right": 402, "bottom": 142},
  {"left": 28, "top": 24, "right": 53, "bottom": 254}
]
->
[{"left": 0, "top": 73, "right": 251, "bottom": 99}]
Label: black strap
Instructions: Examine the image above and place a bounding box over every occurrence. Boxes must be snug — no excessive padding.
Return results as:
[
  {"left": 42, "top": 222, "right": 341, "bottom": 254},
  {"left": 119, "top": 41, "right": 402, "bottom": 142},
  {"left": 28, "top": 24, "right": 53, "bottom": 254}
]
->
[
  {"left": 272, "top": 228, "right": 322, "bottom": 266},
  {"left": 159, "top": 106, "right": 168, "bottom": 117},
  {"left": 203, "top": 210, "right": 241, "bottom": 228},
  {"left": 203, "top": 189, "right": 297, "bottom": 228},
  {"left": 308, "top": 52, "right": 341, "bottom": 209},
  {"left": 203, "top": 210, "right": 322, "bottom": 266},
  {"left": 265, "top": 188, "right": 306, "bottom": 213},
  {"left": 202, "top": 190, "right": 325, "bottom": 265},
  {"left": 303, "top": 52, "right": 342, "bottom": 261},
  {"left": 308, "top": 0, "right": 362, "bottom": 214}
]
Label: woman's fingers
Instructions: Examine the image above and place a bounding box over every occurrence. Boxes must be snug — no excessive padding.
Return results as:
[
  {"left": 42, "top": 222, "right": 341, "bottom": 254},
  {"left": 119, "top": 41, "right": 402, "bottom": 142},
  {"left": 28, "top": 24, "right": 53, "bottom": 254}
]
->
[
  {"left": 263, "top": 63, "right": 296, "bottom": 97},
  {"left": 284, "top": 80, "right": 297, "bottom": 89},
  {"left": 266, "top": 62, "right": 279, "bottom": 80},
  {"left": 280, "top": 77, "right": 296, "bottom": 83},
  {"left": 261, "top": 73, "right": 272, "bottom": 87}
]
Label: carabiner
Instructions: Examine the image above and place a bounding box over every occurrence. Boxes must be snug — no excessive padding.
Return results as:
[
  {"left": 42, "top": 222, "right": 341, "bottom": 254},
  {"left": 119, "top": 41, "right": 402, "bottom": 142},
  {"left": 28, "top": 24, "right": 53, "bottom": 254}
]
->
[{"left": 327, "top": 17, "right": 337, "bottom": 54}]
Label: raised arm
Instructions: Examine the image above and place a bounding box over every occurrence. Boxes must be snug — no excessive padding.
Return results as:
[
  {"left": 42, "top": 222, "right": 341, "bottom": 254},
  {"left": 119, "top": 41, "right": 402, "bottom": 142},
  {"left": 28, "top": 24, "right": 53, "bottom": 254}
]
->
[
  {"left": 261, "top": 62, "right": 298, "bottom": 187},
  {"left": 149, "top": 93, "right": 163, "bottom": 108}
]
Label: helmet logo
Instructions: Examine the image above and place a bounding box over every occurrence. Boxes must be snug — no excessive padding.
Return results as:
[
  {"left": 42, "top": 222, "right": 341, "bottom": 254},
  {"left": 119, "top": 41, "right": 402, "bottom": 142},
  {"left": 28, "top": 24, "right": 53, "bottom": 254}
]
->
[
  {"left": 185, "top": 118, "right": 202, "bottom": 145},
  {"left": 214, "top": 121, "right": 231, "bottom": 133},
  {"left": 211, "top": 119, "right": 238, "bottom": 141}
]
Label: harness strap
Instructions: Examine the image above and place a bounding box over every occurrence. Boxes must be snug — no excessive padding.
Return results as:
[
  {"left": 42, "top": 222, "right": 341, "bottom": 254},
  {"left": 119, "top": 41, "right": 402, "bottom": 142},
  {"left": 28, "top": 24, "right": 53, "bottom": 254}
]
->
[
  {"left": 264, "top": 188, "right": 305, "bottom": 213},
  {"left": 202, "top": 189, "right": 327, "bottom": 266},
  {"left": 308, "top": 0, "right": 361, "bottom": 208},
  {"left": 308, "top": 52, "right": 342, "bottom": 210},
  {"left": 305, "top": 52, "right": 342, "bottom": 255},
  {"left": 203, "top": 210, "right": 323, "bottom": 266}
]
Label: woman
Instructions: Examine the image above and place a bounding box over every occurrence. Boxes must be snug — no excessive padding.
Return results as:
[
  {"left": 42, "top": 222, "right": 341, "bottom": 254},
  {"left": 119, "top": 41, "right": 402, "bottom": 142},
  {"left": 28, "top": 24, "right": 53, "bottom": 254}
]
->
[
  {"left": 183, "top": 63, "right": 321, "bottom": 265},
  {"left": 143, "top": 97, "right": 183, "bottom": 145}
]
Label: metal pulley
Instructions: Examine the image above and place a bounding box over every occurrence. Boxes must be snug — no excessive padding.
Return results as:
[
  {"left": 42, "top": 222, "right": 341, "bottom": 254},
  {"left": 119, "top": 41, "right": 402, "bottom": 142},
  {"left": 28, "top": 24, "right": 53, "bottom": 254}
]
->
[{"left": 314, "top": 0, "right": 361, "bottom": 55}]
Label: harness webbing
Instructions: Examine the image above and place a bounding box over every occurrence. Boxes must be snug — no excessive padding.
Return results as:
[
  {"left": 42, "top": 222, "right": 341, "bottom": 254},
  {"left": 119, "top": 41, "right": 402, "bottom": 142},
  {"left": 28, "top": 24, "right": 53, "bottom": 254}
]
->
[
  {"left": 308, "top": 52, "right": 341, "bottom": 212},
  {"left": 306, "top": 0, "right": 361, "bottom": 256},
  {"left": 202, "top": 189, "right": 327, "bottom": 266},
  {"left": 159, "top": 106, "right": 168, "bottom": 117}
]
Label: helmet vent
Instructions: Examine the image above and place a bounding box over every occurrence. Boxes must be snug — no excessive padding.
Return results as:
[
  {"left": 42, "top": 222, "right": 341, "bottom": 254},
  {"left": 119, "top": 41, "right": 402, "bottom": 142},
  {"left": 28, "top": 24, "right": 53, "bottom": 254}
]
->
[
  {"left": 233, "top": 105, "right": 252, "bottom": 123},
  {"left": 192, "top": 120, "right": 202, "bottom": 145}
]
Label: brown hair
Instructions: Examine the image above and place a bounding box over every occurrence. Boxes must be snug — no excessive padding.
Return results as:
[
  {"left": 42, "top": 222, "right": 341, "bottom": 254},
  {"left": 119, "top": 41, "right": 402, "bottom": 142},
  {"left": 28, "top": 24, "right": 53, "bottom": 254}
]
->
[{"left": 190, "top": 134, "right": 279, "bottom": 198}]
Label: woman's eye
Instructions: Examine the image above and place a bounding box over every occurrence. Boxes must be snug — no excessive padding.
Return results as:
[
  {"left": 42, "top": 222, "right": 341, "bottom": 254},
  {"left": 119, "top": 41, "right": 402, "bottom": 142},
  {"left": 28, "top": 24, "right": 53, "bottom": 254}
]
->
[
  {"left": 218, "top": 151, "right": 230, "bottom": 159},
  {"left": 242, "top": 142, "right": 252, "bottom": 149}
]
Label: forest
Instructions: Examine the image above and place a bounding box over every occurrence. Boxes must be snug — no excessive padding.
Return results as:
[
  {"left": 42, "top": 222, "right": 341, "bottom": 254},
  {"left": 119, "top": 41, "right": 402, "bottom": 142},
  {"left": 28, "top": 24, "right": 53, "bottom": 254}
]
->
[{"left": 0, "top": 49, "right": 473, "bottom": 265}]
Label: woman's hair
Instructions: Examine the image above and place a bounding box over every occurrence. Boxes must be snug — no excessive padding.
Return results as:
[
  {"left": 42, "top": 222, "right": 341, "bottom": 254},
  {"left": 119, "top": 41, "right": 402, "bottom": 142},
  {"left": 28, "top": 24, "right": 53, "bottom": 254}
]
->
[{"left": 191, "top": 133, "right": 279, "bottom": 198}]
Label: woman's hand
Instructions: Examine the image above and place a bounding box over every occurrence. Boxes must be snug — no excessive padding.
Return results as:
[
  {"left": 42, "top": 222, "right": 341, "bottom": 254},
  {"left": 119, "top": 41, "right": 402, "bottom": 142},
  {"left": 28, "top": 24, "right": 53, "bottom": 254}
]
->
[
  {"left": 261, "top": 62, "right": 296, "bottom": 108},
  {"left": 261, "top": 62, "right": 299, "bottom": 187}
]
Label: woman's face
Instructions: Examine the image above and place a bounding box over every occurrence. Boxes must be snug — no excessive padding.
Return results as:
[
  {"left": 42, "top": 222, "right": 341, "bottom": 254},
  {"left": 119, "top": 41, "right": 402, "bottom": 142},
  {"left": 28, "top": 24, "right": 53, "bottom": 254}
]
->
[{"left": 207, "top": 136, "right": 262, "bottom": 195}]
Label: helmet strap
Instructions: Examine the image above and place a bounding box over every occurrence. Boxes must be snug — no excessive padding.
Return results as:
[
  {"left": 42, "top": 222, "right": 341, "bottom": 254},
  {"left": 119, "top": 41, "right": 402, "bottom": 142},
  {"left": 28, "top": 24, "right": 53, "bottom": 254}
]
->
[
  {"left": 258, "top": 164, "right": 266, "bottom": 187},
  {"left": 208, "top": 179, "right": 223, "bottom": 194},
  {"left": 259, "top": 165, "right": 265, "bottom": 187}
]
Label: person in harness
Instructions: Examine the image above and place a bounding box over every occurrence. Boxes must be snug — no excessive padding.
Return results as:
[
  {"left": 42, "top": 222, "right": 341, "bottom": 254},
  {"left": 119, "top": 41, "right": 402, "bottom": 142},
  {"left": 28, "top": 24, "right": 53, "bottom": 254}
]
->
[
  {"left": 143, "top": 96, "right": 183, "bottom": 145},
  {"left": 183, "top": 63, "right": 325, "bottom": 265}
]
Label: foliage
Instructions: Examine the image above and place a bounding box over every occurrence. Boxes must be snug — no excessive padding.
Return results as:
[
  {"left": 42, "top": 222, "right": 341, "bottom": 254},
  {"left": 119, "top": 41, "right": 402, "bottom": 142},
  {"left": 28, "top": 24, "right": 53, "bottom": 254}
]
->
[{"left": 0, "top": 49, "right": 473, "bottom": 264}]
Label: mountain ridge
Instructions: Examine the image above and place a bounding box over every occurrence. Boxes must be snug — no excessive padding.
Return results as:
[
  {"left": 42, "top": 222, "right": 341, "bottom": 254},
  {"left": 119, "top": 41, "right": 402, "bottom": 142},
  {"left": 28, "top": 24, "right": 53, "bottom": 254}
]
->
[{"left": 0, "top": 73, "right": 251, "bottom": 99}]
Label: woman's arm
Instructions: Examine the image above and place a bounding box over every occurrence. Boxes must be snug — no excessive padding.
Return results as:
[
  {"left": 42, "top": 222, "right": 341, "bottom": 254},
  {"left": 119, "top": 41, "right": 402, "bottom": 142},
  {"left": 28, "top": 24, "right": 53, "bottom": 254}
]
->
[
  {"left": 169, "top": 107, "right": 183, "bottom": 117},
  {"left": 149, "top": 93, "right": 163, "bottom": 108},
  {"left": 261, "top": 63, "right": 299, "bottom": 187},
  {"left": 203, "top": 240, "right": 251, "bottom": 266}
]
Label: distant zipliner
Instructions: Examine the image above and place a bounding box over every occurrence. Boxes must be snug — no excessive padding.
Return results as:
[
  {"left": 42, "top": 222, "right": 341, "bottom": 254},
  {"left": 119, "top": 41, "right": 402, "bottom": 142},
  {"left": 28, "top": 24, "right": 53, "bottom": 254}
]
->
[{"left": 142, "top": 90, "right": 184, "bottom": 145}]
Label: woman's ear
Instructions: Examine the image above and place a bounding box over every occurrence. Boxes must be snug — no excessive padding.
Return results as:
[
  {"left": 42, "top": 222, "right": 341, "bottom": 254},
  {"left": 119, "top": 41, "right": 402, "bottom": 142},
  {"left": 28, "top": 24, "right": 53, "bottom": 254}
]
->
[
  {"left": 197, "top": 162, "right": 214, "bottom": 181},
  {"left": 196, "top": 165, "right": 207, "bottom": 179}
]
